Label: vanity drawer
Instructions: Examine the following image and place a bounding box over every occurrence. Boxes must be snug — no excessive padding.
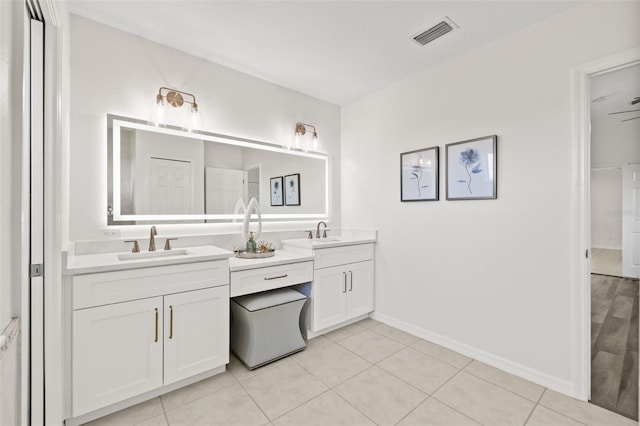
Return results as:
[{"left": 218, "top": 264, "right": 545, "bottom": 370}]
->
[
  {"left": 73, "top": 260, "right": 229, "bottom": 310},
  {"left": 313, "top": 243, "right": 374, "bottom": 269},
  {"left": 230, "top": 261, "right": 313, "bottom": 297}
]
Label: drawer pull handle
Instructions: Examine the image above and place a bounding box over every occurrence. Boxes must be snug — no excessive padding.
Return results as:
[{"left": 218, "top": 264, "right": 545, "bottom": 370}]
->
[
  {"left": 264, "top": 274, "right": 288, "bottom": 280},
  {"left": 342, "top": 272, "right": 347, "bottom": 293},
  {"left": 169, "top": 305, "right": 173, "bottom": 339},
  {"left": 154, "top": 308, "right": 159, "bottom": 343},
  {"left": 349, "top": 271, "right": 353, "bottom": 291}
]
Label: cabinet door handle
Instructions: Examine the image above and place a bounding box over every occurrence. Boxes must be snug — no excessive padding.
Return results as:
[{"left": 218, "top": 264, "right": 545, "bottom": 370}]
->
[
  {"left": 349, "top": 271, "right": 353, "bottom": 291},
  {"left": 154, "top": 308, "right": 159, "bottom": 343},
  {"left": 264, "top": 274, "right": 288, "bottom": 280},
  {"left": 169, "top": 305, "right": 173, "bottom": 339},
  {"left": 342, "top": 272, "right": 347, "bottom": 293}
]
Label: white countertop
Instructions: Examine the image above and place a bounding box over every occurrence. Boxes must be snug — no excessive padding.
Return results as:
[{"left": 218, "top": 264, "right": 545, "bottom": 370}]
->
[
  {"left": 281, "top": 235, "right": 376, "bottom": 250},
  {"left": 229, "top": 250, "right": 314, "bottom": 272},
  {"left": 65, "top": 245, "right": 234, "bottom": 275}
]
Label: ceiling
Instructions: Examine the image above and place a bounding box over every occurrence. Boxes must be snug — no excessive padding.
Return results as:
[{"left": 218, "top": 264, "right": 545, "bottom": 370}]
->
[
  {"left": 590, "top": 63, "right": 640, "bottom": 127},
  {"left": 67, "top": 0, "right": 581, "bottom": 105}
]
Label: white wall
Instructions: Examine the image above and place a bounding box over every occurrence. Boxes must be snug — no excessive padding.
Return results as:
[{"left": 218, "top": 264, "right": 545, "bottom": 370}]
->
[
  {"left": 341, "top": 1, "right": 639, "bottom": 395},
  {"left": 0, "top": 1, "right": 25, "bottom": 424},
  {"left": 69, "top": 15, "right": 341, "bottom": 241},
  {"left": 591, "top": 169, "right": 623, "bottom": 249}
]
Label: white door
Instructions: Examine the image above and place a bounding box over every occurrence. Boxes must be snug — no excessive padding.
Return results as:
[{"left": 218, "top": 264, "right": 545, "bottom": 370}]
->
[
  {"left": 205, "top": 167, "right": 245, "bottom": 214},
  {"left": 346, "top": 261, "right": 374, "bottom": 319},
  {"left": 312, "top": 266, "right": 348, "bottom": 331},
  {"left": 29, "top": 17, "right": 45, "bottom": 425},
  {"left": 622, "top": 163, "right": 640, "bottom": 278},
  {"left": 72, "top": 297, "right": 163, "bottom": 416},
  {"left": 148, "top": 157, "right": 192, "bottom": 214},
  {"left": 164, "top": 286, "right": 229, "bottom": 385}
]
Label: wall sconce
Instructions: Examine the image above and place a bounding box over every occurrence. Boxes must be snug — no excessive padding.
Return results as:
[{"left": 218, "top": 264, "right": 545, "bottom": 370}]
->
[
  {"left": 155, "top": 87, "right": 200, "bottom": 131},
  {"left": 294, "top": 122, "right": 318, "bottom": 151}
]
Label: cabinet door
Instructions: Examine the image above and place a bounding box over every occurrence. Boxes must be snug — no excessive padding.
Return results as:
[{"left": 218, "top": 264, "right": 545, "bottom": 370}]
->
[
  {"left": 72, "top": 297, "right": 163, "bottom": 416},
  {"left": 164, "top": 286, "right": 229, "bottom": 384},
  {"left": 346, "top": 260, "right": 374, "bottom": 319},
  {"left": 312, "top": 265, "right": 348, "bottom": 331}
]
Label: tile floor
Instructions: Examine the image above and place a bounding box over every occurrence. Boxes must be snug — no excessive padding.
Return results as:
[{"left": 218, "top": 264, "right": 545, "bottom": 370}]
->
[
  {"left": 86, "top": 318, "right": 637, "bottom": 426},
  {"left": 591, "top": 248, "right": 623, "bottom": 278}
]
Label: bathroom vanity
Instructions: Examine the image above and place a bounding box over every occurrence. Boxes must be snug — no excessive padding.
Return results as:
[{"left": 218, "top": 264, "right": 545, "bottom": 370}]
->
[
  {"left": 63, "top": 246, "right": 232, "bottom": 424},
  {"left": 282, "top": 233, "right": 376, "bottom": 337},
  {"left": 62, "top": 231, "right": 375, "bottom": 425}
]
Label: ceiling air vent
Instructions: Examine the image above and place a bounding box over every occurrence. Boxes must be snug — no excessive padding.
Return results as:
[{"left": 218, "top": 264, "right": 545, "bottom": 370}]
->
[{"left": 413, "top": 17, "right": 457, "bottom": 46}]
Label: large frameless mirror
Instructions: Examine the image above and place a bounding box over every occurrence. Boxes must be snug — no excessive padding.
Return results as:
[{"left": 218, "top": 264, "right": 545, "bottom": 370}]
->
[{"left": 107, "top": 115, "right": 329, "bottom": 225}]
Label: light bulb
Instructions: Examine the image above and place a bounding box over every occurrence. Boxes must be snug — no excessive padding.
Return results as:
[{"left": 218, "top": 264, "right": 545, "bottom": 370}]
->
[
  {"left": 154, "top": 98, "right": 165, "bottom": 126},
  {"left": 187, "top": 106, "right": 200, "bottom": 132}
]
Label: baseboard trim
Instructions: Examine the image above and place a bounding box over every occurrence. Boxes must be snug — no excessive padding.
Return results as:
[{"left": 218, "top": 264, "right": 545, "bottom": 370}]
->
[{"left": 369, "top": 312, "right": 576, "bottom": 398}]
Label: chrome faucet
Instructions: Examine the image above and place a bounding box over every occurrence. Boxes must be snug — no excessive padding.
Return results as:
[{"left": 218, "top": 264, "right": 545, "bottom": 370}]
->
[
  {"left": 148, "top": 226, "right": 157, "bottom": 251},
  {"left": 316, "top": 221, "right": 327, "bottom": 239}
]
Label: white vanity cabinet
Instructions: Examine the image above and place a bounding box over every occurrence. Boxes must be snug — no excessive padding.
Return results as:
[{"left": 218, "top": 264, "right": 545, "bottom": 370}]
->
[
  {"left": 73, "top": 296, "right": 164, "bottom": 415},
  {"left": 70, "top": 261, "right": 229, "bottom": 418},
  {"left": 310, "top": 244, "right": 374, "bottom": 332},
  {"left": 163, "top": 286, "right": 229, "bottom": 384}
]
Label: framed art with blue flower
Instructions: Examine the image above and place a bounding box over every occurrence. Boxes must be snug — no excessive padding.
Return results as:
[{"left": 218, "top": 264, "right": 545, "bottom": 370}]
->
[
  {"left": 270, "top": 176, "right": 284, "bottom": 206},
  {"left": 284, "top": 173, "right": 301, "bottom": 206},
  {"left": 400, "top": 146, "right": 439, "bottom": 201},
  {"left": 446, "top": 135, "right": 497, "bottom": 200}
]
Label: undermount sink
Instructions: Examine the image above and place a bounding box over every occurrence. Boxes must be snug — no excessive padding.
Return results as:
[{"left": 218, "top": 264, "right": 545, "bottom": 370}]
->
[
  {"left": 311, "top": 237, "right": 339, "bottom": 243},
  {"left": 281, "top": 237, "right": 347, "bottom": 248},
  {"left": 118, "top": 249, "right": 189, "bottom": 261}
]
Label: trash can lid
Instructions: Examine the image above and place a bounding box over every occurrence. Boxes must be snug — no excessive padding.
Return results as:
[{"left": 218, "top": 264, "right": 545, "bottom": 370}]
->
[{"left": 233, "top": 288, "right": 306, "bottom": 312}]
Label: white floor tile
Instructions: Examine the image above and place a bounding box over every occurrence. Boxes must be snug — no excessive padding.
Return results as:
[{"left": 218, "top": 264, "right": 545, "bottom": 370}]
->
[
  {"left": 433, "top": 371, "right": 535, "bottom": 425},
  {"left": 463, "top": 360, "right": 545, "bottom": 402},
  {"left": 272, "top": 390, "right": 375, "bottom": 426},
  {"left": 334, "top": 366, "right": 427, "bottom": 425}
]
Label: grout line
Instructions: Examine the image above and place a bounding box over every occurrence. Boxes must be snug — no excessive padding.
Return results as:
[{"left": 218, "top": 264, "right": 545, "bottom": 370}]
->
[
  {"left": 234, "top": 371, "right": 275, "bottom": 423},
  {"left": 331, "top": 384, "right": 380, "bottom": 425},
  {"left": 428, "top": 393, "right": 483, "bottom": 425},
  {"left": 158, "top": 396, "right": 170, "bottom": 426},
  {"left": 394, "top": 395, "right": 431, "bottom": 425},
  {"left": 367, "top": 322, "right": 421, "bottom": 346},
  {"left": 460, "top": 362, "right": 545, "bottom": 404},
  {"left": 429, "top": 363, "right": 466, "bottom": 396},
  {"left": 267, "top": 388, "right": 334, "bottom": 423}
]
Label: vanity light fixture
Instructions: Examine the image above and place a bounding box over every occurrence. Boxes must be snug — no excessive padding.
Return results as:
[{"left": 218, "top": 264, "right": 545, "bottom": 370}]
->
[
  {"left": 294, "top": 122, "right": 318, "bottom": 151},
  {"left": 155, "top": 87, "right": 200, "bottom": 130}
]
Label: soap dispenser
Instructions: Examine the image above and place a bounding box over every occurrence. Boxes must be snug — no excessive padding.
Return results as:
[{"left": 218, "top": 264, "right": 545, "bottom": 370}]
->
[{"left": 246, "top": 231, "right": 256, "bottom": 253}]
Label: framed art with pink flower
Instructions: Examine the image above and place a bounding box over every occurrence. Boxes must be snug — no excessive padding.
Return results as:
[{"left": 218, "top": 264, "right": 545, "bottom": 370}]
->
[{"left": 446, "top": 135, "right": 497, "bottom": 200}]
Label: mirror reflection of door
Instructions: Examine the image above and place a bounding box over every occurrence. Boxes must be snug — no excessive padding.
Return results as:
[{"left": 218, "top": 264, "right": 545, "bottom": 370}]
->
[
  {"left": 147, "top": 157, "right": 193, "bottom": 214},
  {"left": 205, "top": 167, "right": 245, "bottom": 214}
]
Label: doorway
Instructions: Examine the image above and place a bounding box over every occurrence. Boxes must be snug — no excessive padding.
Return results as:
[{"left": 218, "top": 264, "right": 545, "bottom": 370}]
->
[{"left": 582, "top": 56, "right": 640, "bottom": 420}]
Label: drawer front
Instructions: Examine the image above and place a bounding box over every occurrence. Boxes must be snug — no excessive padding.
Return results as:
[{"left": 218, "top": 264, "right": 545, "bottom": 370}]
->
[
  {"left": 314, "top": 244, "right": 374, "bottom": 269},
  {"left": 73, "top": 260, "right": 229, "bottom": 310},
  {"left": 230, "top": 261, "right": 313, "bottom": 297}
]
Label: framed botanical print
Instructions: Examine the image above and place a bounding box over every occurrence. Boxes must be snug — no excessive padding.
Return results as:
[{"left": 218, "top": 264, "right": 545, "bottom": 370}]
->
[
  {"left": 270, "top": 176, "right": 283, "bottom": 206},
  {"left": 284, "top": 173, "right": 301, "bottom": 206},
  {"left": 446, "top": 135, "right": 497, "bottom": 200},
  {"left": 400, "top": 146, "right": 439, "bottom": 202}
]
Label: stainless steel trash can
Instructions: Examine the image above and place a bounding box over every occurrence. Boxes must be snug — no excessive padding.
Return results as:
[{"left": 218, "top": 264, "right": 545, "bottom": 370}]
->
[{"left": 230, "top": 288, "right": 307, "bottom": 369}]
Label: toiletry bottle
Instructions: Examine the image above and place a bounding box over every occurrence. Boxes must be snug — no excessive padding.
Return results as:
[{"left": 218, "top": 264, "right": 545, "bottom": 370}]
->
[{"left": 246, "top": 231, "right": 256, "bottom": 253}]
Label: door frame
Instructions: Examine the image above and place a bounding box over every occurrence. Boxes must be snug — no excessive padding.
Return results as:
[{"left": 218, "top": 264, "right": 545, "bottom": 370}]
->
[{"left": 571, "top": 47, "right": 640, "bottom": 401}]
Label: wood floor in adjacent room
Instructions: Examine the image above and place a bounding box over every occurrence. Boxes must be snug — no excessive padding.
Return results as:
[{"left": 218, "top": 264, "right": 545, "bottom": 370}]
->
[{"left": 591, "top": 273, "right": 639, "bottom": 420}]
